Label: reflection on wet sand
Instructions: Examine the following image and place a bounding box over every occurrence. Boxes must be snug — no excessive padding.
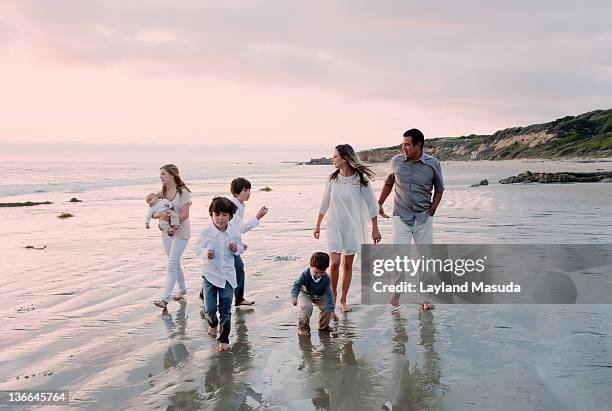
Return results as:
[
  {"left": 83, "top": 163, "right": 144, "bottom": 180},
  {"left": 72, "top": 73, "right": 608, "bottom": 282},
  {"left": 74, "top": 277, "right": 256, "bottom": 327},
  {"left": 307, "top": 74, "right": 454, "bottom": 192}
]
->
[
  {"left": 162, "top": 301, "right": 190, "bottom": 369},
  {"left": 296, "top": 317, "right": 378, "bottom": 410},
  {"left": 389, "top": 309, "right": 446, "bottom": 410},
  {"left": 166, "top": 308, "right": 258, "bottom": 410}
]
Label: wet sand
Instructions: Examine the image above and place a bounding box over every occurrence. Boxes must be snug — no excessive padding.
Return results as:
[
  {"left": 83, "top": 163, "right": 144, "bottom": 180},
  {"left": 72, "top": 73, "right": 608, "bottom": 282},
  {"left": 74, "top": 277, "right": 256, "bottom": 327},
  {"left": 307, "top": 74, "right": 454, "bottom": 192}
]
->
[{"left": 1, "top": 160, "right": 611, "bottom": 410}]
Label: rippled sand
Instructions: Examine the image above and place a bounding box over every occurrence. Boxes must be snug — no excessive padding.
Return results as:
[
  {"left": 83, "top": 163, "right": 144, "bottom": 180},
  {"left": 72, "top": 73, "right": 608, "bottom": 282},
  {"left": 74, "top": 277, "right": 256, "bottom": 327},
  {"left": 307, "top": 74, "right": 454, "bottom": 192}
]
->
[{"left": 1, "top": 160, "right": 611, "bottom": 410}]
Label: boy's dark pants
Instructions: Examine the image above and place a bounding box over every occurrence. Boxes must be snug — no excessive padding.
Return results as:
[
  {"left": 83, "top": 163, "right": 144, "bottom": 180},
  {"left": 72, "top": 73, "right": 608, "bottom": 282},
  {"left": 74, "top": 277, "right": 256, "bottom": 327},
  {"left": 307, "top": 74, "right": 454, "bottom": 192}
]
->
[
  {"left": 233, "top": 255, "right": 246, "bottom": 305},
  {"left": 203, "top": 278, "right": 233, "bottom": 344}
]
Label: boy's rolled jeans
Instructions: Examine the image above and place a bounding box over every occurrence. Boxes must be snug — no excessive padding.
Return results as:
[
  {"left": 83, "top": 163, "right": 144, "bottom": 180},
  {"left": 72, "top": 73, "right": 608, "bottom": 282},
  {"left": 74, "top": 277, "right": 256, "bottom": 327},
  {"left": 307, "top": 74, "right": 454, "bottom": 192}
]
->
[
  {"left": 203, "top": 279, "right": 233, "bottom": 344},
  {"left": 298, "top": 287, "right": 332, "bottom": 332}
]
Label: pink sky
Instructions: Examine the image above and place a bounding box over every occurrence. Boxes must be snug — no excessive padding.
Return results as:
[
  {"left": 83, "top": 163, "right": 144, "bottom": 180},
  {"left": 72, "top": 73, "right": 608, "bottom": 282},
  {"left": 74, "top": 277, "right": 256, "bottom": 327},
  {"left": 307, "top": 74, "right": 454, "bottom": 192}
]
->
[{"left": 1, "top": 1, "right": 610, "bottom": 155}]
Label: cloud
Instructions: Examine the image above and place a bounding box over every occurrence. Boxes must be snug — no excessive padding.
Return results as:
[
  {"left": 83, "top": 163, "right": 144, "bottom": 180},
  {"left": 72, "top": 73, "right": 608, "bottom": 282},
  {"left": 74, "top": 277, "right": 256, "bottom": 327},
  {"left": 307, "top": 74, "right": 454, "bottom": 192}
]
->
[{"left": 1, "top": 0, "right": 611, "bottom": 142}]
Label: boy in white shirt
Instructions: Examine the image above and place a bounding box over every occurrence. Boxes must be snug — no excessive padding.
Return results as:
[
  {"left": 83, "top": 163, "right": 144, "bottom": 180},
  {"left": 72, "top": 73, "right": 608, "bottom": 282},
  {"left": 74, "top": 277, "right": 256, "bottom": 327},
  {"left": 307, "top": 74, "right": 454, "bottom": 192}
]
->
[
  {"left": 197, "top": 177, "right": 268, "bottom": 305},
  {"left": 195, "top": 197, "right": 244, "bottom": 351},
  {"left": 228, "top": 177, "right": 268, "bottom": 305},
  {"left": 145, "top": 192, "right": 179, "bottom": 236}
]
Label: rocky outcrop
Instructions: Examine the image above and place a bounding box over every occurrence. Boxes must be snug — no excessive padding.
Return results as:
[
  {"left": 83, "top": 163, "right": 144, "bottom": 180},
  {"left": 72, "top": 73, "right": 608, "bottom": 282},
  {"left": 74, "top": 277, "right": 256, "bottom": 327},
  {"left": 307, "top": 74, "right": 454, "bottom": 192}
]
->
[
  {"left": 0, "top": 201, "right": 53, "bottom": 207},
  {"left": 499, "top": 171, "right": 612, "bottom": 184},
  {"left": 470, "top": 179, "right": 489, "bottom": 187},
  {"left": 301, "top": 157, "right": 333, "bottom": 165}
]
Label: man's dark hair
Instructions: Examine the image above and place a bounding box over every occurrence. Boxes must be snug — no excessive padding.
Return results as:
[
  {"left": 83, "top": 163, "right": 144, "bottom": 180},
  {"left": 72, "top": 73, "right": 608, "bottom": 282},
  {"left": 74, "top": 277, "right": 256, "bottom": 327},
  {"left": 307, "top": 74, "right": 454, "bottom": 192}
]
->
[
  {"left": 230, "top": 177, "right": 252, "bottom": 196},
  {"left": 209, "top": 196, "right": 238, "bottom": 219},
  {"left": 309, "top": 252, "right": 330, "bottom": 270},
  {"left": 403, "top": 128, "right": 425, "bottom": 149}
]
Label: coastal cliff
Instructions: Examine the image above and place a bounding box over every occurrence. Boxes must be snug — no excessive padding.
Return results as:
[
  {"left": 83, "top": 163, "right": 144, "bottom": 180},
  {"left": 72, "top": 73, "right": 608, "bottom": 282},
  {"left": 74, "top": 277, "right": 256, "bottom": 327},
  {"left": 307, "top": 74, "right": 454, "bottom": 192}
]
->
[{"left": 355, "top": 109, "right": 612, "bottom": 162}]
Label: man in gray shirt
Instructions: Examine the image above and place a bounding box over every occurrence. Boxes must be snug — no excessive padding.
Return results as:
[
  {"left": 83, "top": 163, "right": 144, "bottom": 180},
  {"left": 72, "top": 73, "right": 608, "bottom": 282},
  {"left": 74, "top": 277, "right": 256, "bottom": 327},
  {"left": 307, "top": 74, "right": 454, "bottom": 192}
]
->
[{"left": 378, "top": 128, "right": 445, "bottom": 310}]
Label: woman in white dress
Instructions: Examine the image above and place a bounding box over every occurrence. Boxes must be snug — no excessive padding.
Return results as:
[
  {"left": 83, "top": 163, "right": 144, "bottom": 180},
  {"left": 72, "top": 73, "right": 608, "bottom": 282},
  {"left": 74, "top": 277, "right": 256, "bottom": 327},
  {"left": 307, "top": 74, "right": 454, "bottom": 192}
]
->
[{"left": 314, "top": 144, "right": 381, "bottom": 314}]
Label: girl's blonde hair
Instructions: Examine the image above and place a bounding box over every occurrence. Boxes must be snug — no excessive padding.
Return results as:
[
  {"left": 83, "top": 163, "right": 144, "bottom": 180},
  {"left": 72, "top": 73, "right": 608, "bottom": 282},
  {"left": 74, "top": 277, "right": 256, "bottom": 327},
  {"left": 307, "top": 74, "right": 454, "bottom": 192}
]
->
[
  {"left": 330, "top": 144, "right": 375, "bottom": 186},
  {"left": 159, "top": 164, "right": 191, "bottom": 197}
]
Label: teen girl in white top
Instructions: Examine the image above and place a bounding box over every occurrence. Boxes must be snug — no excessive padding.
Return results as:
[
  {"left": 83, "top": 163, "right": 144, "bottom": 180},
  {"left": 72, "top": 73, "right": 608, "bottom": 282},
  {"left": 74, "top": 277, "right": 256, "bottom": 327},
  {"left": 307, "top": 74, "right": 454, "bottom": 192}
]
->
[{"left": 314, "top": 144, "right": 381, "bottom": 314}]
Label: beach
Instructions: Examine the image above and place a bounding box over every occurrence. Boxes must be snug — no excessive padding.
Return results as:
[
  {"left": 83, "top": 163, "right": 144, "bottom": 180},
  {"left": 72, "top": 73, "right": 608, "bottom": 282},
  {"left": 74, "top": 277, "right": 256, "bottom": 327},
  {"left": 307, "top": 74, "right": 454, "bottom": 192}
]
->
[{"left": 1, "top": 159, "right": 612, "bottom": 410}]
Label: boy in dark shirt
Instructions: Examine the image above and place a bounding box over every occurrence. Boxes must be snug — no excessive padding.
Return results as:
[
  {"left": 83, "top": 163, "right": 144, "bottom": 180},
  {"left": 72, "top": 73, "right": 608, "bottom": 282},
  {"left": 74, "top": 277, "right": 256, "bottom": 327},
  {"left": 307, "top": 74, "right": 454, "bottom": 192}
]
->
[{"left": 291, "top": 252, "right": 335, "bottom": 336}]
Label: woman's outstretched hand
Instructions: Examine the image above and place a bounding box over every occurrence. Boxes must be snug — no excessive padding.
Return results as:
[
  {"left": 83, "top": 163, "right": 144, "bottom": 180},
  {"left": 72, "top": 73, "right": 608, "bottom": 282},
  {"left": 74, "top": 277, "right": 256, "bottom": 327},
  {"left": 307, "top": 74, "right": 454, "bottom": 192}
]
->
[
  {"left": 314, "top": 225, "right": 321, "bottom": 240},
  {"left": 372, "top": 227, "right": 382, "bottom": 244}
]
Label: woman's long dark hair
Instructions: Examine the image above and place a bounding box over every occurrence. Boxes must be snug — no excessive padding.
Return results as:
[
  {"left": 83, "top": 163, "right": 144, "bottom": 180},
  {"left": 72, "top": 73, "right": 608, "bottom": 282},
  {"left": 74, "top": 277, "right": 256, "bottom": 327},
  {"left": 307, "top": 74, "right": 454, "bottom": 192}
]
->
[{"left": 330, "top": 144, "right": 375, "bottom": 186}]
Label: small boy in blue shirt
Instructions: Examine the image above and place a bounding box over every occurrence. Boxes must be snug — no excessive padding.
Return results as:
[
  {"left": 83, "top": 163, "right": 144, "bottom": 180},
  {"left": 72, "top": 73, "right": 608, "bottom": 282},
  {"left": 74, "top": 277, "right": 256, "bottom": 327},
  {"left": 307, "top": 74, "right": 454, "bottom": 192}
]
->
[{"left": 291, "top": 252, "right": 335, "bottom": 336}]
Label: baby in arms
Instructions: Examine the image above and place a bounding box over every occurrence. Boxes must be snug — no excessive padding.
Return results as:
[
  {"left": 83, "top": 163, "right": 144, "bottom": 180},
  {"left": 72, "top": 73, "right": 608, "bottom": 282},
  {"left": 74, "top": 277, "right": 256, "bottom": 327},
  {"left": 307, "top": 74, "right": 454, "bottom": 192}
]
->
[{"left": 145, "top": 192, "right": 179, "bottom": 236}]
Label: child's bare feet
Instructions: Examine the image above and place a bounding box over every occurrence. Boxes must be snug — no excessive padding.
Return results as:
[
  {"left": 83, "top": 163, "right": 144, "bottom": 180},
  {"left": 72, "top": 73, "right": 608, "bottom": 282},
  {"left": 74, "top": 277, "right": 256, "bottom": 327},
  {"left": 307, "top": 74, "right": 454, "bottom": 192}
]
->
[
  {"left": 218, "top": 343, "right": 230, "bottom": 352},
  {"left": 340, "top": 301, "right": 352, "bottom": 312},
  {"left": 208, "top": 326, "right": 217, "bottom": 339},
  {"left": 420, "top": 302, "right": 435, "bottom": 311},
  {"left": 331, "top": 312, "right": 338, "bottom": 322},
  {"left": 298, "top": 329, "right": 311, "bottom": 336}
]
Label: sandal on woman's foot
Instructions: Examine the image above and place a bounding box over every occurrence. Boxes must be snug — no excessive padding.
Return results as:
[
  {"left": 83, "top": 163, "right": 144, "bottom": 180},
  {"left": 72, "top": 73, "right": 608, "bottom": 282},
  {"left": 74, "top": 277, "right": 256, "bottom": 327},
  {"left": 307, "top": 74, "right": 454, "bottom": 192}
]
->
[{"left": 154, "top": 300, "right": 168, "bottom": 309}]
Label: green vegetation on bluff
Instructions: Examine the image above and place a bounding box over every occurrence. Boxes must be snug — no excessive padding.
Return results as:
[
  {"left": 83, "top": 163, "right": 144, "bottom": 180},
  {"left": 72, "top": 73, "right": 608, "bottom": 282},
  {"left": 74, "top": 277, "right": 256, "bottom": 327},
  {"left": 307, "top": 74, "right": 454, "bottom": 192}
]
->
[{"left": 358, "top": 109, "right": 612, "bottom": 162}]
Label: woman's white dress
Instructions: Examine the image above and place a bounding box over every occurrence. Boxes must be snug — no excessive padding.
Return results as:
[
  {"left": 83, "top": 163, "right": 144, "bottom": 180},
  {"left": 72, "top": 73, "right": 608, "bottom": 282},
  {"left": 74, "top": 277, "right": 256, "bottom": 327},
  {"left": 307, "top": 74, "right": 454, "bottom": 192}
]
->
[{"left": 319, "top": 173, "right": 379, "bottom": 255}]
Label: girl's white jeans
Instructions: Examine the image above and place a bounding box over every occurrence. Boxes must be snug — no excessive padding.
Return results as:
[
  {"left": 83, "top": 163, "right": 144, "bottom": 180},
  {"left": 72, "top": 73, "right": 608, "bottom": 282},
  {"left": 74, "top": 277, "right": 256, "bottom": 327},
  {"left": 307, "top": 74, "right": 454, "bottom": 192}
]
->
[{"left": 161, "top": 236, "right": 188, "bottom": 303}]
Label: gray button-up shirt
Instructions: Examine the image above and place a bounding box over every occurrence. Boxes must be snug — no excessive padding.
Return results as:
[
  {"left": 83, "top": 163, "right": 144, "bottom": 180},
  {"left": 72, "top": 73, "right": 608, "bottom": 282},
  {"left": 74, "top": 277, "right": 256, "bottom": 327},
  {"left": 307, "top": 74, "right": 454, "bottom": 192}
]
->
[{"left": 385, "top": 152, "right": 445, "bottom": 225}]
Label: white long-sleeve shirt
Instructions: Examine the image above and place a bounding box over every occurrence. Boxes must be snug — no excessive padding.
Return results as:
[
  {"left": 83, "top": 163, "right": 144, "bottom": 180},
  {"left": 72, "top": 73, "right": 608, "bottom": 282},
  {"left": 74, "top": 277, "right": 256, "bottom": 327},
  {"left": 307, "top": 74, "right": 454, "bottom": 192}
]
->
[
  {"left": 229, "top": 195, "right": 260, "bottom": 235},
  {"left": 195, "top": 223, "right": 244, "bottom": 288}
]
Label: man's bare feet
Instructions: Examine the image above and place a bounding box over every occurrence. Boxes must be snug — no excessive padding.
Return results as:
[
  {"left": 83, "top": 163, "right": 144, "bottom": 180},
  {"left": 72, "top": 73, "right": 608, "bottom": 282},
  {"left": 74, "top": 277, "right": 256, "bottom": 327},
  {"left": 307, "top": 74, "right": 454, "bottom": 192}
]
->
[
  {"left": 208, "top": 326, "right": 217, "bottom": 338},
  {"left": 218, "top": 343, "right": 230, "bottom": 351},
  {"left": 298, "top": 329, "right": 311, "bottom": 336},
  {"left": 420, "top": 302, "right": 435, "bottom": 311},
  {"left": 389, "top": 293, "right": 400, "bottom": 307},
  {"left": 340, "top": 301, "right": 352, "bottom": 312}
]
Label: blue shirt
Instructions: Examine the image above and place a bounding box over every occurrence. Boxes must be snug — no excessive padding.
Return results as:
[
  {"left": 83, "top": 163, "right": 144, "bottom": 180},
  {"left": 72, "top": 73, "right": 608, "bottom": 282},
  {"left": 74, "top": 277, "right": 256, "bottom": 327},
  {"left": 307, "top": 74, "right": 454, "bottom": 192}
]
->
[
  {"left": 385, "top": 152, "right": 445, "bottom": 225},
  {"left": 291, "top": 268, "right": 335, "bottom": 313}
]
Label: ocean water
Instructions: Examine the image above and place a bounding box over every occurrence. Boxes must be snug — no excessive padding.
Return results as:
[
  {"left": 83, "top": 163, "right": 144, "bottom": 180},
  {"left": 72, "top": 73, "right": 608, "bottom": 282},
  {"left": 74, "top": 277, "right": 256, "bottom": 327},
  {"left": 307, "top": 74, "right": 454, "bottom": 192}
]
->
[{"left": 0, "top": 159, "right": 611, "bottom": 410}]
